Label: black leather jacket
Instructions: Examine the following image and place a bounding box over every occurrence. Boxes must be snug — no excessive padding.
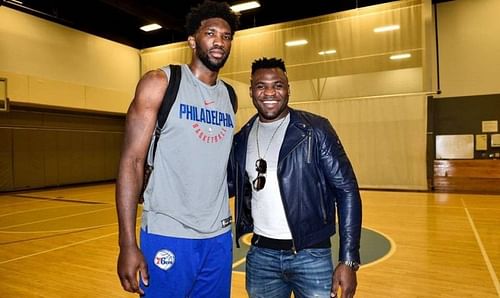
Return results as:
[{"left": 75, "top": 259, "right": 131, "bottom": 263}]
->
[{"left": 228, "top": 109, "right": 362, "bottom": 263}]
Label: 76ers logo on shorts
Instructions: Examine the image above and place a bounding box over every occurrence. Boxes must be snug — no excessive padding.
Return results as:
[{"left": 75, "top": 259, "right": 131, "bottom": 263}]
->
[{"left": 154, "top": 249, "right": 175, "bottom": 271}]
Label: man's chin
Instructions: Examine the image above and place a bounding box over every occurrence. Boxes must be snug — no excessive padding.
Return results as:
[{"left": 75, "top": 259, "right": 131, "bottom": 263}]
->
[{"left": 205, "top": 61, "right": 226, "bottom": 72}]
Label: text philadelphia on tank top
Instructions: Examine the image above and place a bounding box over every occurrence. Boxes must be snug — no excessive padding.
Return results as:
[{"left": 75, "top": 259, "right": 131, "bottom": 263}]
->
[{"left": 141, "top": 64, "right": 235, "bottom": 239}]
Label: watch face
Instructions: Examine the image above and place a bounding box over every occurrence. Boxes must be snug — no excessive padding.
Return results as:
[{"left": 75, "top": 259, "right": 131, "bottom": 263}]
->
[{"left": 342, "top": 261, "right": 360, "bottom": 271}]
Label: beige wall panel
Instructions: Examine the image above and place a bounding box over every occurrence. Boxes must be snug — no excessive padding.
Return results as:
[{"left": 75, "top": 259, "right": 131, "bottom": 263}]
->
[
  {"left": 28, "top": 77, "right": 85, "bottom": 108},
  {"left": 0, "top": 71, "right": 29, "bottom": 101},
  {"left": 12, "top": 129, "right": 46, "bottom": 189},
  {"left": 436, "top": 0, "right": 500, "bottom": 97},
  {"left": 0, "top": 7, "right": 139, "bottom": 111},
  {"left": 42, "top": 130, "right": 59, "bottom": 186},
  {"left": 319, "top": 68, "right": 423, "bottom": 99},
  {"left": 304, "top": 95, "right": 428, "bottom": 190},
  {"left": 140, "top": 44, "right": 190, "bottom": 75},
  {"left": 219, "top": 79, "right": 252, "bottom": 109},
  {"left": 234, "top": 94, "right": 428, "bottom": 189},
  {"left": 220, "top": 67, "right": 423, "bottom": 111},
  {"left": 223, "top": 28, "right": 285, "bottom": 76},
  {"left": 141, "top": 0, "right": 428, "bottom": 101},
  {"left": 0, "top": 128, "right": 14, "bottom": 191},
  {"left": 85, "top": 86, "right": 131, "bottom": 113}
]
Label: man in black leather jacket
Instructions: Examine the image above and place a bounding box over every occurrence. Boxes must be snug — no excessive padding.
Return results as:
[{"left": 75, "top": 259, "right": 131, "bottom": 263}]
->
[{"left": 228, "top": 57, "right": 362, "bottom": 298}]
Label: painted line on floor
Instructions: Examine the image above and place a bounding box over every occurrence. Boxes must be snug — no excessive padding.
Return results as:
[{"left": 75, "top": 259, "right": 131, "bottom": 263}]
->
[
  {"left": 462, "top": 198, "right": 500, "bottom": 296},
  {"left": 0, "top": 232, "right": 117, "bottom": 265},
  {"left": 1, "top": 206, "right": 114, "bottom": 229}
]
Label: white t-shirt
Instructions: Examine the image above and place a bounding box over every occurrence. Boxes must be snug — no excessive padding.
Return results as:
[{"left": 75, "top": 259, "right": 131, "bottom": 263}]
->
[{"left": 245, "top": 114, "right": 292, "bottom": 240}]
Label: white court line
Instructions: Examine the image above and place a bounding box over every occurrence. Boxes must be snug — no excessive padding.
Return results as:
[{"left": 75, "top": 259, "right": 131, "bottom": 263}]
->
[
  {"left": 356, "top": 227, "right": 397, "bottom": 270},
  {"left": 71, "top": 263, "right": 116, "bottom": 275},
  {"left": 1, "top": 206, "right": 114, "bottom": 229},
  {"left": 0, "top": 205, "right": 70, "bottom": 218},
  {"left": 232, "top": 257, "right": 246, "bottom": 269},
  {"left": 461, "top": 198, "right": 500, "bottom": 296},
  {"left": 0, "top": 217, "right": 141, "bottom": 265},
  {"left": 0, "top": 222, "right": 117, "bottom": 234},
  {"left": 0, "top": 232, "right": 117, "bottom": 265}
]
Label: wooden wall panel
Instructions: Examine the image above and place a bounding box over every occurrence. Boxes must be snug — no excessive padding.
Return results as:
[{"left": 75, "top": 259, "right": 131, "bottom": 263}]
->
[
  {"left": 57, "top": 130, "right": 85, "bottom": 185},
  {"left": 104, "top": 132, "right": 123, "bottom": 179},
  {"left": 0, "top": 128, "right": 14, "bottom": 191},
  {"left": 12, "top": 129, "right": 46, "bottom": 189},
  {"left": 82, "top": 132, "right": 107, "bottom": 182},
  {"left": 0, "top": 107, "right": 125, "bottom": 192},
  {"left": 43, "top": 130, "right": 59, "bottom": 186}
]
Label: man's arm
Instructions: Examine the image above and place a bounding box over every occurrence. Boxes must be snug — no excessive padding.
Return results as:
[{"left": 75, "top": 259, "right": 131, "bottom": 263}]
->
[
  {"left": 116, "top": 69, "right": 167, "bottom": 294},
  {"left": 317, "top": 119, "right": 362, "bottom": 298}
]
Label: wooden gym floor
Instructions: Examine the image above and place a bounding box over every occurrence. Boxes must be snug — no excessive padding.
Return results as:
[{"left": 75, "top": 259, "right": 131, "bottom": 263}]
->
[{"left": 0, "top": 183, "right": 498, "bottom": 297}]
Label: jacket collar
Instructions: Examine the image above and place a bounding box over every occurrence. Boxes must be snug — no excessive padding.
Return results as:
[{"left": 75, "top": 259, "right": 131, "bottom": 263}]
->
[
  {"left": 242, "top": 108, "right": 310, "bottom": 131},
  {"left": 279, "top": 109, "right": 310, "bottom": 161},
  {"left": 238, "top": 109, "right": 311, "bottom": 161}
]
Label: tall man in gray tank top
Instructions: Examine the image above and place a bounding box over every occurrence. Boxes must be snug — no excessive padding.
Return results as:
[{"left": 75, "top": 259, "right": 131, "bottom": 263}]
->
[{"left": 115, "top": 1, "right": 239, "bottom": 297}]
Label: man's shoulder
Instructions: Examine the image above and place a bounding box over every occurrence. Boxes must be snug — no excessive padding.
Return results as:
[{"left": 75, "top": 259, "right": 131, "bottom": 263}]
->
[
  {"left": 141, "top": 68, "right": 168, "bottom": 85},
  {"left": 133, "top": 69, "right": 169, "bottom": 107},
  {"left": 291, "top": 109, "right": 329, "bottom": 126},
  {"left": 234, "top": 115, "right": 257, "bottom": 138}
]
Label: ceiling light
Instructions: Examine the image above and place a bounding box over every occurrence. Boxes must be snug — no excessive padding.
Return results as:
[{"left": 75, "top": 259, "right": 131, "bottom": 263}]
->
[
  {"left": 230, "top": 1, "right": 260, "bottom": 12},
  {"left": 318, "top": 49, "right": 337, "bottom": 55},
  {"left": 373, "top": 25, "right": 400, "bottom": 33},
  {"left": 140, "top": 23, "right": 162, "bottom": 32},
  {"left": 390, "top": 53, "right": 411, "bottom": 60},
  {"left": 285, "top": 39, "right": 308, "bottom": 47}
]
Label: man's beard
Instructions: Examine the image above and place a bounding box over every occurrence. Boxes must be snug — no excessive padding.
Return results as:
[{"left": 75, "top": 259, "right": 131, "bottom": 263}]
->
[{"left": 196, "top": 45, "right": 229, "bottom": 72}]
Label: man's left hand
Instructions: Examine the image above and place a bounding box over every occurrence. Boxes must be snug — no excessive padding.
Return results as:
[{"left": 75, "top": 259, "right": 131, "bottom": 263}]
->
[{"left": 331, "top": 263, "right": 357, "bottom": 298}]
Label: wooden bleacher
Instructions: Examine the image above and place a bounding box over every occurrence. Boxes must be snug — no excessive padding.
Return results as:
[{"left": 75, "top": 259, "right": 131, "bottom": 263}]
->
[{"left": 433, "top": 159, "right": 500, "bottom": 193}]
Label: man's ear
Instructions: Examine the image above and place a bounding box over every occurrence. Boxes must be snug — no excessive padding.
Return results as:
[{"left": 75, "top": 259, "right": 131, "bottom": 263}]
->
[{"left": 188, "top": 36, "right": 196, "bottom": 49}]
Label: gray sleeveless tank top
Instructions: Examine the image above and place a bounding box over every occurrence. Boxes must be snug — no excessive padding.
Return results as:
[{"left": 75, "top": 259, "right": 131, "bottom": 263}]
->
[{"left": 141, "top": 64, "right": 235, "bottom": 238}]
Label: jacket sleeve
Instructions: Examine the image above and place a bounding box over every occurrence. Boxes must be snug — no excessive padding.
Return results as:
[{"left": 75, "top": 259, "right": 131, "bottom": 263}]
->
[
  {"left": 317, "top": 119, "right": 362, "bottom": 264},
  {"left": 227, "top": 143, "right": 236, "bottom": 198}
]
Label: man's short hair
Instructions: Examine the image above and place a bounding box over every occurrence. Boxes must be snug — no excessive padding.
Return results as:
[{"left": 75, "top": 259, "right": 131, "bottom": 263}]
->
[
  {"left": 185, "top": 0, "right": 240, "bottom": 37},
  {"left": 251, "top": 57, "right": 287, "bottom": 74}
]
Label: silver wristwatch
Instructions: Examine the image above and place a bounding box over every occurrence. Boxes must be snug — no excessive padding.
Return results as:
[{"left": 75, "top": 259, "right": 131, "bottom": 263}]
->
[{"left": 340, "top": 260, "right": 360, "bottom": 271}]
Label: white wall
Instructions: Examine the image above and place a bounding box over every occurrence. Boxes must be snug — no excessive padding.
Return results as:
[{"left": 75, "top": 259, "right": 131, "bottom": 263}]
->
[
  {"left": 0, "top": 7, "right": 140, "bottom": 113},
  {"left": 436, "top": 0, "right": 500, "bottom": 97}
]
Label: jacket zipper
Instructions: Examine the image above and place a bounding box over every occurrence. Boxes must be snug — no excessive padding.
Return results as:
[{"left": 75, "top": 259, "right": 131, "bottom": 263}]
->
[
  {"left": 278, "top": 130, "right": 309, "bottom": 254},
  {"left": 319, "top": 190, "right": 327, "bottom": 223},
  {"left": 306, "top": 129, "right": 312, "bottom": 163},
  {"left": 305, "top": 129, "right": 326, "bottom": 222}
]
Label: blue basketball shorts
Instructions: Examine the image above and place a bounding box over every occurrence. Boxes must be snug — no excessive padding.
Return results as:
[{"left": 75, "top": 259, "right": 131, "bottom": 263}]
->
[{"left": 139, "top": 229, "right": 232, "bottom": 298}]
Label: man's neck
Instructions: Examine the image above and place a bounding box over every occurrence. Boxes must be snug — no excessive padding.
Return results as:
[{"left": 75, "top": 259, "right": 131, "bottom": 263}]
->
[{"left": 188, "top": 61, "right": 219, "bottom": 86}]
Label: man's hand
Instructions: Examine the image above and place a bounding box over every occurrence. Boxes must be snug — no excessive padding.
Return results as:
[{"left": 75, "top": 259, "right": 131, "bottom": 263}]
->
[
  {"left": 117, "top": 245, "right": 149, "bottom": 295},
  {"left": 331, "top": 263, "right": 357, "bottom": 298}
]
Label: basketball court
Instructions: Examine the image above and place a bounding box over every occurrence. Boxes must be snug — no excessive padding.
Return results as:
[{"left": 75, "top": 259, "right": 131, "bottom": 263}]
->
[{"left": 0, "top": 183, "right": 498, "bottom": 297}]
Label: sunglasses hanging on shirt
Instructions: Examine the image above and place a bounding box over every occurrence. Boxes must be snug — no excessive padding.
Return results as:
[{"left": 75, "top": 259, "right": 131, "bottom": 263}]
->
[
  {"left": 253, "top": 158, "right": 267, "bottom": 191},
  {"left": 253, "top": 117, "right": 287, "bottom": 191}
]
